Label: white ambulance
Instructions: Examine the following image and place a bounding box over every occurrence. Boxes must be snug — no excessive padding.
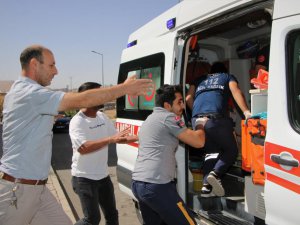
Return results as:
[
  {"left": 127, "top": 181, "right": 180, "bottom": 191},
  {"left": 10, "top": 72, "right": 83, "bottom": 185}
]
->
[{"left": 115, "top": 0, "right": 300, "bottom": 224}]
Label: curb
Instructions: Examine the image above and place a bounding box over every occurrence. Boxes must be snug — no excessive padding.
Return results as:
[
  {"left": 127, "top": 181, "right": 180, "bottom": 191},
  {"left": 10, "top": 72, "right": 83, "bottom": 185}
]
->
[{"left": 47, "top": 167, "right": 76, "bottom": 223}]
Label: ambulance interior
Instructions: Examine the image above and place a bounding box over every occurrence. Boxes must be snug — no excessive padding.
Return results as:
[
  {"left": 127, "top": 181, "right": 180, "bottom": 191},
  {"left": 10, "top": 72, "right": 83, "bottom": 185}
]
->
[{"left": 183, "top": 6, "right": 271, "bottom": 222}]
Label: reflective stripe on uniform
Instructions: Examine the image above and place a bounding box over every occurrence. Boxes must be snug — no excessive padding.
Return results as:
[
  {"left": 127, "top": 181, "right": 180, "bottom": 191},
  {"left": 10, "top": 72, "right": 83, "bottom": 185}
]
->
[{"left": 176, "top": 201, "right": 196, "bottom": 225}]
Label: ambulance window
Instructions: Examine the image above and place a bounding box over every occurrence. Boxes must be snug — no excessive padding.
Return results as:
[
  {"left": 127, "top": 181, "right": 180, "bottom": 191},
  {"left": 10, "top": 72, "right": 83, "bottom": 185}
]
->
[
  {"left": 125, "top": 70, "right": 140, "bottom": 110},
  {"left": 139, "top": 66, "right": 161, "bottom": 110},
  {"left": 124, "top": 66, "right": 161, "bottom": 111},
  {"left": 117, "top": 53, "right": 164, "bottom": 120},
  {"left": 287, "top": 30, "right": 300, "bottom": 133}
]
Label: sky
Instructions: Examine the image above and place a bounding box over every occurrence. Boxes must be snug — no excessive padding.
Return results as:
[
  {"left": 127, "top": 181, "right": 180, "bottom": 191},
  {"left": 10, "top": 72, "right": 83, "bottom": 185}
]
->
[{"left": 0, "top": 0, "right": 178, "bottom": 90}]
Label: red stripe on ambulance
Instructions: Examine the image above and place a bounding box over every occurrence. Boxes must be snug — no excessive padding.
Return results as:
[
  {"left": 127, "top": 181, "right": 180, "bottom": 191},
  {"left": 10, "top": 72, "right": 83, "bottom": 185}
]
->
[
  {"left": 115, "top": 122, "right": 140, "bottom": 148},
  {"left": 265, "top": 142, "right": 300, "bottom": 193}
]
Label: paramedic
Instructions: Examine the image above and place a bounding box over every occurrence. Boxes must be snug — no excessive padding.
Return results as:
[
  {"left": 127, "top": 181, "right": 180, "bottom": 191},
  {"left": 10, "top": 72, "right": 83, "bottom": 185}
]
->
[
  {"left": 132, "top": 84, "right": 206, "bottom": 225},
  {"left": 69, "top": 82, "right": 138, "bottom": 225},
  {"left": 186, "top": 61, "right": 251, "bottom": 197},
  {"left": 0, "top": 45, "right": 153, "bottom": 225}
]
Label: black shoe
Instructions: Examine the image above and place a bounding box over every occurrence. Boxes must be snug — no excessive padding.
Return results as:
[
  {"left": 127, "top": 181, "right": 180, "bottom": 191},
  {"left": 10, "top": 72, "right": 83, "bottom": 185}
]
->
[{"left": 207, "top": 171, "right": 225, "bottom": 197}]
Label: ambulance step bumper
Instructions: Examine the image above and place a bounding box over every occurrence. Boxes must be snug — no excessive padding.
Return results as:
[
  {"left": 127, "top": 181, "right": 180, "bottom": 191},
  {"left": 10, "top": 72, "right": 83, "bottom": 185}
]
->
[{"left": 197, "top": 210, "right": 253, "bottom": 225}]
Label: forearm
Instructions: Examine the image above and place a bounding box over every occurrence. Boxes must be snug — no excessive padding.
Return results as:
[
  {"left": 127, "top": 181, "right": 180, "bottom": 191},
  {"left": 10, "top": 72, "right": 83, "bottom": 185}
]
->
[
  {"left": 229, "top": 82, "right": 250, "bottom": 113},
  {"left": 59, "top": 76, "right": 153, "bottom": 112},
  {"left": 234, "top": 92, "right": 249, "bottom": 112},
  {"left": 186, "top": 95, "right": 194, "bottom": 110},
  {"left": 232, "top": 89, "right": 249, "bottom": 113},
  {"left": 186, "top": 85, "right": 195, "bottom": 110},
  {"left": 118, "top": 135, "right": 139, "bottom": 144},
  {"left": 59, "top": 83, "right": 128, "bottom": 111},
  {"left": 189, "top": 129, "right": 205, "bottom": 148},
  {"left": 178, "top": 129, "right": 205, "bottom": 148},
  {"left": 78, "top": 138, "right": 111, "bottom": 154}
]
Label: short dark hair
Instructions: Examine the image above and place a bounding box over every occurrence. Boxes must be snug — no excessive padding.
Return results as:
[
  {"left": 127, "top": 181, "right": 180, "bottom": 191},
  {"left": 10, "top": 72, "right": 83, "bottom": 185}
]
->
[
  {"left": 78, "top": 82, "right": 102, "bottom": 92},
  {"left": 155, "top": 84, "right": 183, "bottom": 107},
  {"left": 210, "top": 62, "right": 228, "bottom": 73},
  {"left": 20, "top": 45, "right": 45, "bottom": 70}
]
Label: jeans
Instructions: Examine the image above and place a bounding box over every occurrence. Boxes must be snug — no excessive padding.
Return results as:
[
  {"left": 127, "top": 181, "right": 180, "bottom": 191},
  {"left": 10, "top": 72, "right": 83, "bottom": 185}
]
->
[
  {"left": 132, "top": 180, "right": 196, "bottom": 225},
  {"left": 72, "top": 176, "right": 118, "bottom": 225}
]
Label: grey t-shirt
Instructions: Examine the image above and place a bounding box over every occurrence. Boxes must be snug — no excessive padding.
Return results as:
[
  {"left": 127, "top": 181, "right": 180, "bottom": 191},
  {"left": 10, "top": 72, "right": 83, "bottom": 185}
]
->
[
  {"left": 132, "top": 107, "right": 186, "bottom": 184},
  {"left": 0, "top": 77, "right": 64, "bottom": 180}
]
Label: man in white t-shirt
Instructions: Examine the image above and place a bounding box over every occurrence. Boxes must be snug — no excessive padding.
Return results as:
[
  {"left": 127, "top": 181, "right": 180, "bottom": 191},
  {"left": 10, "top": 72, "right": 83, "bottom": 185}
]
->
[{"left": 69, "top": 82, "right": 138, "bottom": 225}]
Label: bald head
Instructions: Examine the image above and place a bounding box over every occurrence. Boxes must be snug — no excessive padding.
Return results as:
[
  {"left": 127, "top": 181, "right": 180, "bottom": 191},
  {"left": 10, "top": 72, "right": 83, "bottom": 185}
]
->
[
  {"left": 19, "top": 45, "right": 58, "bottom": 86},
  {"left": 20, "top": 45, "right": 52, "bottom": 71}
]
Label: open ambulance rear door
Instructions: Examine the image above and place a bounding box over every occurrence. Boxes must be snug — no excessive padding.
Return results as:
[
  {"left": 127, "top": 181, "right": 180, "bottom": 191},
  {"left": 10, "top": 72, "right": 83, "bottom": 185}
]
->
[
  {"left": 264, "top": 1, "right": 300, "bottom": 224},
  {"left": 115, "top": 6, "right": 185, "bottom": 200}
]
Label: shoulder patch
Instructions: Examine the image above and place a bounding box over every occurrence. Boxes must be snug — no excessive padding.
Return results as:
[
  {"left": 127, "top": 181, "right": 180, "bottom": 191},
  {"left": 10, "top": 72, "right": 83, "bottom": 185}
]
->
[{"left": 174, "top": 116, "right": 185, "bottom": 128}]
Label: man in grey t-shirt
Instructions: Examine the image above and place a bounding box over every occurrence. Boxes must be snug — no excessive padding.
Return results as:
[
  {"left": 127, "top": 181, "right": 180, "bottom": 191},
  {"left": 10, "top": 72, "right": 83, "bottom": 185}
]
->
[{"left": 132, "top": 85, "right": 206, "bottom": 225}]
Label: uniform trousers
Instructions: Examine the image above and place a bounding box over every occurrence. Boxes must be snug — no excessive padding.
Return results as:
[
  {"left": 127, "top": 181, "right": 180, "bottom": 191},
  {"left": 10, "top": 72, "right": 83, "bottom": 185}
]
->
[
  {"left": 0, "top": 178, "right": 72, "bottom": 225},
  {"left": 192, "top": 117, "right": 238, "bottom": 184},
  {"left": 132, "top": 180, "right": 197, "bottom": 225}
]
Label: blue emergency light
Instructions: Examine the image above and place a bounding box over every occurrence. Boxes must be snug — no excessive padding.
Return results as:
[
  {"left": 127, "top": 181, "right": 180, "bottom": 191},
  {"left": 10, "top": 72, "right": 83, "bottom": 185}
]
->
[
  {"left": 166, "top": 18, "right": 176, "bottom": 30},
  {"left": 127, "top": 40, "right": 137, "bottom": 48}
]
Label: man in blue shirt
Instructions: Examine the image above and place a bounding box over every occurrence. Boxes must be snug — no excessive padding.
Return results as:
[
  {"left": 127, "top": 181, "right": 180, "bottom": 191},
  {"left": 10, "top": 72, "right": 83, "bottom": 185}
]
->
[
  {"left": 186, "top": 62, "right": 251, "bottom": 197},
  {"left": 0, "top": 45, "right": 153, "bottom": 225}
]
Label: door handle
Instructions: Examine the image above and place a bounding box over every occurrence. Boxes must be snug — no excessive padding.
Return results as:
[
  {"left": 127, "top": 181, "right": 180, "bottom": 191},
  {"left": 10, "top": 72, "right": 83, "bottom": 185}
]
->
[{"left": 271, "top": 153, "right": 299, "bottom": 168}]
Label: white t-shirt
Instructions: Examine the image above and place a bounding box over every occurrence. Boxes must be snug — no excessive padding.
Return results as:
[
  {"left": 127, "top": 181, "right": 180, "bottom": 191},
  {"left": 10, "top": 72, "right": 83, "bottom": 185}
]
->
[{"left": 69, "top": 111, "right": 116, "bottom": 180}]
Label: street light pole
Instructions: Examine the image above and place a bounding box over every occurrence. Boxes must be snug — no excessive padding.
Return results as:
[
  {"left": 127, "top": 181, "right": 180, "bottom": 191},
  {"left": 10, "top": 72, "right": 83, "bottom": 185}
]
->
[
  {"left": 69, "top": 76, "right": 73, "bottom": 92},
  {"left": 91, "top": 50, "right": 104, "bottom": 86}
]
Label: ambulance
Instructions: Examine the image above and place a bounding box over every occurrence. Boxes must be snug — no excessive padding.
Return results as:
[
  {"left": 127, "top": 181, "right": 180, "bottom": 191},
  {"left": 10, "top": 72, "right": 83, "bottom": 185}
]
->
[{"left": 115, "top": 0, "right": 300, "bottom": 224}]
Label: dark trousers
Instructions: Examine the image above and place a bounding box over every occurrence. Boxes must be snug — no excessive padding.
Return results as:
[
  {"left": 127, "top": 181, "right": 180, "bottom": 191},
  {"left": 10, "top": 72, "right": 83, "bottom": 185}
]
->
[
  {"left": 192, "top": 117, "right": 238, "bottom": 184},
  {"left": 203, "top": 117, "right": 238, "bottom": 183},
  {"left": 72, "top": 176, "right": 118, "bottom": 225},
  {"left": 132, "top": 180, "right": 197, "bottom": 225}
]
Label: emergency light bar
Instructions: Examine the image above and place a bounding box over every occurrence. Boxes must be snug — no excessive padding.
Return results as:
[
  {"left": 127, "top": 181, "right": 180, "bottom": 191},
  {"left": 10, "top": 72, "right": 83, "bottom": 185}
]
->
[
  {"left": 127, "top": 40, "right": 137, "bottom": 48},
  {"left": 167, "top": 18, "right": 176, "bottom": 30}
]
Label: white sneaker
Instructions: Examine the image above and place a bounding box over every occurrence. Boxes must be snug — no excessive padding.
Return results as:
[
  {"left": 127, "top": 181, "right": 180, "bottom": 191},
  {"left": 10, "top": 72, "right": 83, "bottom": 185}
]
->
[
  {"left": 207, "top": 171, "right": 225, "bottom": 197},
  {"left": 200, "top": 185, "right": 216, "bottom": 198}
]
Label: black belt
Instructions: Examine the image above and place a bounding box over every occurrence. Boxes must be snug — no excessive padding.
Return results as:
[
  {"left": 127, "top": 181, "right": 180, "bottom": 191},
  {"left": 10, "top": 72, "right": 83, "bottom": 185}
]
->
[{"left": 197, "top": 113, "right": 224, "bottom": 119}]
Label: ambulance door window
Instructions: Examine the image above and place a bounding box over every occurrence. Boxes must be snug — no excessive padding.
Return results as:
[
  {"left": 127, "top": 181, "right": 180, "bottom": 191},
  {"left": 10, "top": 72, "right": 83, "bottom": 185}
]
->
[
  {"left": 125, "top": 70, "right": 141, "bottom": 110},
  {"left": 139, "top": 66, "right": 161, "bottom": 110},
  {"left": 117, "top": 53, "right": 164, "bottom": 120},
  {"left": 124, "top": 66, "right": 161, "bottom": 111},
  {"left": 287, "top": 30, "right": 300, "bottom": 133}
]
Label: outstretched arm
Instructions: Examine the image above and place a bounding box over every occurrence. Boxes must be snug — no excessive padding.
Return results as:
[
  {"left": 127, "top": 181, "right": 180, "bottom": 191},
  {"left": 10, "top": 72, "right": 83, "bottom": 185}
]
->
[
  {"left": 177, "top": 128, "right": 205, "bottom": 148},
  {"left": 186, "top": 85, "right": 196, "bottom": 110},
  {"left": 229, "top": 81, "right": 251, "bottom": 118},
  {"left": 77, "top": 128, "right": 137, "bottom": 155},
  {"left": 59, "top": 75, "right": 153, "bottom": 112}
]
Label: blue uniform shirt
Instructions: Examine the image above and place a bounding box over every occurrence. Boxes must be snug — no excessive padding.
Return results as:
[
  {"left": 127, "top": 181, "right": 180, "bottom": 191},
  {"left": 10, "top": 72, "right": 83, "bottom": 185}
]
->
[{"left": 192, "top": 73, "right": 237, "bottom": 117}]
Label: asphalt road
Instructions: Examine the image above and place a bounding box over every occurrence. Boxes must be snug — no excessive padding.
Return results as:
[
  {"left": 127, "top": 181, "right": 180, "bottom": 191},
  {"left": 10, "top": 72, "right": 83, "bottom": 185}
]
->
[{"left": 51, "top": 131, "right": 140, "bottom": 225}]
